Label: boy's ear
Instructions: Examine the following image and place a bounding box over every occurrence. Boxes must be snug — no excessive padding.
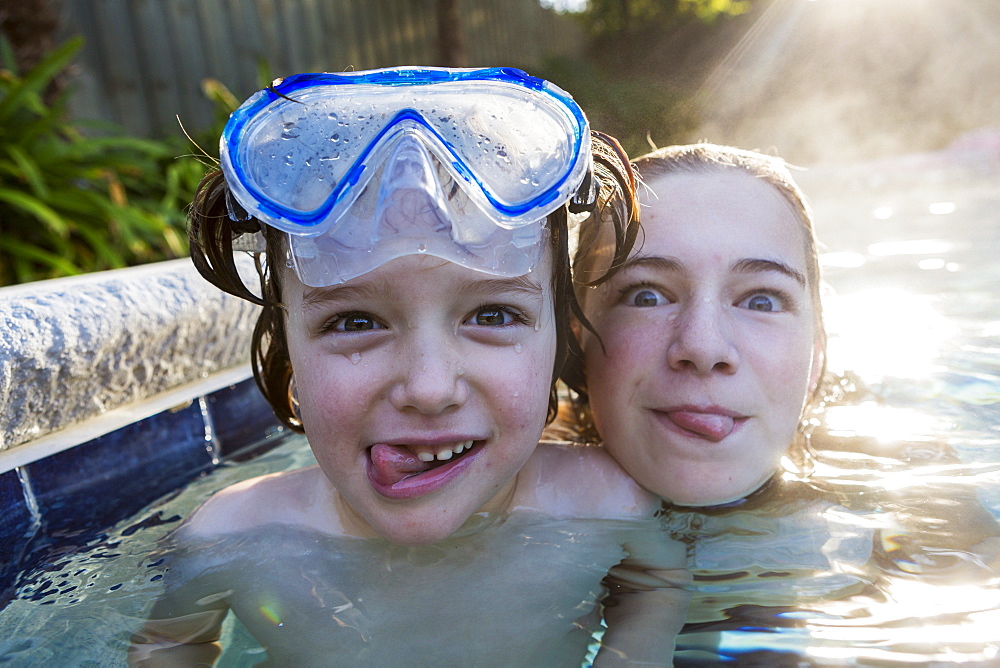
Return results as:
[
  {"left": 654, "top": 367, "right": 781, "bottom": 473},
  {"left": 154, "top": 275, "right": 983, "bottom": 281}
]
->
[{"left": 570, "top": 317, "right": 581, "bottom": 340}]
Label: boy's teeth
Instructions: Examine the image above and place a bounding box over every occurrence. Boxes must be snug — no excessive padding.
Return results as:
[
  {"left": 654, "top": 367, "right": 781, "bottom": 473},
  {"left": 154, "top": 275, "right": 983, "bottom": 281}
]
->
[{"left": 415, "top": 441, "right": 475, "bottom": 462}]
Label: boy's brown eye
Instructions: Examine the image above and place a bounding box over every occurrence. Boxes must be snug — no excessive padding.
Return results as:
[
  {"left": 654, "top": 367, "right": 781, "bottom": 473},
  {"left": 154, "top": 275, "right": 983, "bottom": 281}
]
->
[
  {"left": 475, "top": 308, "right": 507, "bottom": 326},
  {"left": 343, "top": 315, "right": 377, "bottom": 331}
]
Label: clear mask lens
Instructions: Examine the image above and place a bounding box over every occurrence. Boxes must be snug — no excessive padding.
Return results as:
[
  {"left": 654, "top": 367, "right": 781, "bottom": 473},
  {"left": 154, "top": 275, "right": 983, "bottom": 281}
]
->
[{"left": 221, "top": 67, "right": 589, "bottom": 285}]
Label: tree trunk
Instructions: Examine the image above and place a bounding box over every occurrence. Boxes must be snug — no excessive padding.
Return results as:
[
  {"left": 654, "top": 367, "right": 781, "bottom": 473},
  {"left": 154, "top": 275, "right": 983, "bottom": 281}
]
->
[{"left": 436, "top": 0, "right": 467, "bottom": 67}]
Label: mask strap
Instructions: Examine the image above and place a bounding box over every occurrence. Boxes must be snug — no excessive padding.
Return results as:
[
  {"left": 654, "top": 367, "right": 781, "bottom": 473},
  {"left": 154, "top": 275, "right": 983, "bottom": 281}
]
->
[
  {"left": 568, "top": 165, "right": 596, "bottom": 214},
  {"left": 226, "top": 189, "right": 262, "bottom": 235}
]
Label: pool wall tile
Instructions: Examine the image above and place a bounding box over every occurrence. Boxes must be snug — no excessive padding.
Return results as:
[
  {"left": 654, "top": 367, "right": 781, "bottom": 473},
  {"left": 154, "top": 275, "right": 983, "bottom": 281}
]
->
[
  {"left": 0, "top": 470, "right": 32, "bottom": 595},
  {"left": 26, "top": 400, "right": 215, "bottom": 536},
  {"left": 207, "top": 379, "right": 281, "bottom": 458}
]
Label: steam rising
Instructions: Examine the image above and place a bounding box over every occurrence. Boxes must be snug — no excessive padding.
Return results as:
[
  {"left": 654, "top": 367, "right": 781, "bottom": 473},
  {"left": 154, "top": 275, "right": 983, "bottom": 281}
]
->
[{"left": 694, "top": 0, "right": 1000, "bottom": 165}]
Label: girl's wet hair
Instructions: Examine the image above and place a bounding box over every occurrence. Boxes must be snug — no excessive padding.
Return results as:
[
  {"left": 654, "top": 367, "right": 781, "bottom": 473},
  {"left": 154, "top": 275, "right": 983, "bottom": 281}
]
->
[{"left": 187, "top": 131, "right": 641, "bottom": 432}]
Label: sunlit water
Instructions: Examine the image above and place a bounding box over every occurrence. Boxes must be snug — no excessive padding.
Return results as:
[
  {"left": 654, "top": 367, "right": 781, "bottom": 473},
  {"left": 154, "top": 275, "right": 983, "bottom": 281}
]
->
[{"left": 1, "top": 143, "right": 998, "bottom": 665}]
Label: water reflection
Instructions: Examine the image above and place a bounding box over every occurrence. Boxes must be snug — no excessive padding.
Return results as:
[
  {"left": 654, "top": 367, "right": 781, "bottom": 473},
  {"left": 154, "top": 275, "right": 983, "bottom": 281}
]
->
[{"left": 824, "top": 288, "right": 955, "bottom": 381}]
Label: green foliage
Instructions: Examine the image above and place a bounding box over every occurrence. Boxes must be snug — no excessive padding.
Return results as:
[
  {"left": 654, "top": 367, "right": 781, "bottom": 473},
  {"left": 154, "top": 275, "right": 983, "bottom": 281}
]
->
[
  {"left": 537, "top": 56, "right": 699, "bottom": 160},
  {"left": 574, "top": 0, "right": 750, "bottom": 36},
  {"left": 0, "top": 36, "right": 207, "bottom": 286}
]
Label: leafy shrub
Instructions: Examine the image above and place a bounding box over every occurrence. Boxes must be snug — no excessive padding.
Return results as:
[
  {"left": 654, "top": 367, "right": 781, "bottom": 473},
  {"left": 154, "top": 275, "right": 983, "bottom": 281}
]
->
[
  {"left": 0, "top": 37, "right": 206, "bottom": 286},
  {"left": 536, "top": 55, "right": 699, "bottom": 159}
]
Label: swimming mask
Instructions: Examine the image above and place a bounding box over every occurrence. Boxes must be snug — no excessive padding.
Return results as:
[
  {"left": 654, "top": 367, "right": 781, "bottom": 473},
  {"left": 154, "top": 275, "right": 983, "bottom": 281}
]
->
[{"left": 220, "top": 66, "right": 593, "bottom": 286}]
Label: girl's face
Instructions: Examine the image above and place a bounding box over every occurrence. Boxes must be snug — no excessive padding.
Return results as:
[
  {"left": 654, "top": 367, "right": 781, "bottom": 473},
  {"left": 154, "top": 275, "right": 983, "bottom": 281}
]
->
[
  {"left": 283, "top": 252, "right": 556, "bottom": 545},
  {"left": 580, "top": 170, "right": 819, "bottom": 506}
]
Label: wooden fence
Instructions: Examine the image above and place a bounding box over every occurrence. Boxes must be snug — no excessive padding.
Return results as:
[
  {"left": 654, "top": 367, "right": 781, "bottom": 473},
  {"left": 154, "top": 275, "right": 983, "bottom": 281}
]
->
[{"left": 56, "top": 0, "right": 584, "bottom": 138}]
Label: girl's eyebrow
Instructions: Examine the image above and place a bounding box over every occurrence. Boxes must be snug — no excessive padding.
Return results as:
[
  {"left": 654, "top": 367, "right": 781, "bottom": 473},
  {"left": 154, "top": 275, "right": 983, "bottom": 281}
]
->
[
  {"left": 621, "top": 255, "right": 806, "bottom": 286},
  {"left": 732, "top": 258, "right": 806, "bottom": 287},
  {"left": 619, "top": 256, "right": 682, "bottom": 273}
]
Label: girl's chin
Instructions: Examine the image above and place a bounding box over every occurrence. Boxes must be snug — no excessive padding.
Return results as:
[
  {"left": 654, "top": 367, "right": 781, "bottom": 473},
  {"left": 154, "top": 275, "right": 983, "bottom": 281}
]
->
[{"left": 662, "top": 473, "right": 774, "bottom": 508}]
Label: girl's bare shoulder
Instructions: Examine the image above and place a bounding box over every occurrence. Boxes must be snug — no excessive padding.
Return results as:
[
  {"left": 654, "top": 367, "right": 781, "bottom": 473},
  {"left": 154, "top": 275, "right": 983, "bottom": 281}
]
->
[{"left": 513, "top": 442, "right": 660, "bottom": 520}]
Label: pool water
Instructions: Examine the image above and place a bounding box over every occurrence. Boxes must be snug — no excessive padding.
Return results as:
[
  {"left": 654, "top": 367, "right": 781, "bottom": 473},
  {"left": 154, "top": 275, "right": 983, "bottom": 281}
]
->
[
  {"left": 1, "top": 139, "right": 998, "bottom": 666},
  {"left": 0, "top": 436, "right": 316, "bottom": 665}
]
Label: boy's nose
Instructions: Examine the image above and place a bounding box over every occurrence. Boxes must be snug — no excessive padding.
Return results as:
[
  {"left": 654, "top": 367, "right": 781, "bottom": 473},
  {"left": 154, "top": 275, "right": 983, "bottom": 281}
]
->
[
  {"left": 666, "top": 299, "right": 740, "bottom": 375},
  {"left": 389, "top": 337, "right": 469, "bottom": 415}
]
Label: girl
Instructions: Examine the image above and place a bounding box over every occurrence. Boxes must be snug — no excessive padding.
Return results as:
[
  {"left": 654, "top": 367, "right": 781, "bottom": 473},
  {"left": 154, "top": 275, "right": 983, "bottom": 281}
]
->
[
  {"left": 570, "top": 142, "right": 825, "bottom": 507},
  {"left": 566, "top": 142, "right": 1000, "bottom": 662}
]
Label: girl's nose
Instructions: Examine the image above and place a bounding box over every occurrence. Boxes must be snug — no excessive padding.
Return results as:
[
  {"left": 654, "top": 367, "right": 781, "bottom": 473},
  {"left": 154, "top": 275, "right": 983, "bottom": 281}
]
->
[
  {"left": 389, "top": 337, "right": 469, "bottom": 415},
  {"left": 666, "top": 299, "right": 740, "bottom": 375}
]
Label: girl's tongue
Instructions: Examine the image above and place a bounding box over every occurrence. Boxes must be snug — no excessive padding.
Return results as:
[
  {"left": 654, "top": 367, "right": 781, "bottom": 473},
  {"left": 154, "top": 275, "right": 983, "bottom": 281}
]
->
[{"left": 369, "top": 444, "right": 433, "bottom": 485}]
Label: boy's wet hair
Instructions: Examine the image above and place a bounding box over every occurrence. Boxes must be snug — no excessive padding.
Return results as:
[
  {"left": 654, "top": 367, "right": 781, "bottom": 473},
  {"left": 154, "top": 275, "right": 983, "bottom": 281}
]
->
[{"left": 187, "top": 131, "right": 640, "bottom": 432}]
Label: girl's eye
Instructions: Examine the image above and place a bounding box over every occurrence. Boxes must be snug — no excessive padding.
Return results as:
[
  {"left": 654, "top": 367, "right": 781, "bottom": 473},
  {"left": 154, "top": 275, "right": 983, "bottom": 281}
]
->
[
  {"left": 470, "top": 306, "right": 523, "bottom": 327},
  {"left": 739, "top": 293, "right": 783, "bottom": 312},
  {"left": 328, "top": 312, "right": 384, "bottom": 332},
  {"left": 627, "top": 288, "right": 665, "bottom": 307}
]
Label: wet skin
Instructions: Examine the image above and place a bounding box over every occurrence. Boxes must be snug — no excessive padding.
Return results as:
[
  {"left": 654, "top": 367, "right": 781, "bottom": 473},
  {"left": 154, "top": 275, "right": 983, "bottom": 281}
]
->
[
  {"left": 282, "top": 252, "right": 556, "bottom": 545},
  {"left": 580, "top": 170, "right": 820, "bottom": 506}
]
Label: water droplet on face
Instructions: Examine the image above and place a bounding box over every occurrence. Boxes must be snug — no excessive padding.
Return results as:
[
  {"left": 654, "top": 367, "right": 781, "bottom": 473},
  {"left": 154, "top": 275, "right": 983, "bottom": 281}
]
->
[
  {"left": 327, "top": 112, "right": 338, "bottom": 121},
  {"left": 534, "top": 321, "right": 541, "bottom": 332},
  {"left": 417, "top": 243, "right": 427, "bottom": 253},
  {"left": 513, "top": 390, "right": 519, "bottom": 398},
  {"left": 330, "top": 133, "right": 340, "bottom": 143},
  {"left": 285, "top": 258, "right": 294, "bottom": 269},
  {"left": 513, "top": 343, "right": 522, "bottom": 353},
  {"left": 350, "top": 352, "right": 362, "bottom": 365},
  {"left": 284, "top": 154, "right": 294, "bottom": 165}
]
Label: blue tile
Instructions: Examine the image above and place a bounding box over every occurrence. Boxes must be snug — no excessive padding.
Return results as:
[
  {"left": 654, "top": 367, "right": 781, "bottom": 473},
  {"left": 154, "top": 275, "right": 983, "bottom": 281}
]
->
[
  {"left": 27, "top": 400, "right": 215, "bottom": 536},
  {"left": 0, "top": 470, "right": 32, "bottom": 597},
  {"left": 207, "top": 379, "right": 281, "bottom": 457}
]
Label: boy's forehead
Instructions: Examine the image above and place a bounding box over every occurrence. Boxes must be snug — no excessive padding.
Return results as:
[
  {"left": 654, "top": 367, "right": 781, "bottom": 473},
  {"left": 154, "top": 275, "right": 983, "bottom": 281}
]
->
[{"left": 293, "top": 253, "right": 552, "bottom": 308}]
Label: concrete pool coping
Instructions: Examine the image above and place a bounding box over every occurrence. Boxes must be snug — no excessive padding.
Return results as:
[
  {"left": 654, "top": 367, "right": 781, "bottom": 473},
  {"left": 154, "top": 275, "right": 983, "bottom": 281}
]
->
[
  {"left": 0, "top": 258, "right": 262, "bottom": 454},
  {"left": 0, "top": 258, "right": 283, "bottom": 592}
]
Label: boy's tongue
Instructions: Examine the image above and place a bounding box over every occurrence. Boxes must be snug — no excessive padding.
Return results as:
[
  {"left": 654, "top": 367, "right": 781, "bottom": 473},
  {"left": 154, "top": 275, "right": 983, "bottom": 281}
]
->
[{"left": 369, "top": 443, "right": 433, "bottom": 485}]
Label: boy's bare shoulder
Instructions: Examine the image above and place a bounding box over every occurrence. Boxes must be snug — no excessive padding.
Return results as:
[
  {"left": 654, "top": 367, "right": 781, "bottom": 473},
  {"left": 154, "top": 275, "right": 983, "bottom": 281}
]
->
[
  {"left": 181, "top": 465, "right": 344, "bottom": 539},
  {"left": 513, "top": 442, "right": 660, "bottom": 519}
]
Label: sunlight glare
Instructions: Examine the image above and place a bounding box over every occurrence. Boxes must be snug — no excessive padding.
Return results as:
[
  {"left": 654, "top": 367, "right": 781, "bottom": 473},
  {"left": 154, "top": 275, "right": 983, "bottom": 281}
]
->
[
  {"left": 929, "top": 201, "right": 957, "bottom": 215},
  {"left": 823, "top": 288, "right": 954, "bottom": 381},
  {"left": 867, "top": 239, "right": 952, "bottom": 256},
  {"left": 820, "top": 251, "right": 866, "bottom": 268},
  {"left": 821, "top": 402, "right": 950, "bottom": 443}
]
